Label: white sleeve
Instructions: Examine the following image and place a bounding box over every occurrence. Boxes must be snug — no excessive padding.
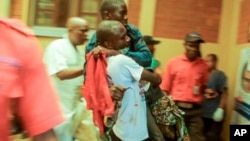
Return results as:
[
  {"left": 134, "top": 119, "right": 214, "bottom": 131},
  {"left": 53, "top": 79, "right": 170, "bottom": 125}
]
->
[
  {"left": 122, "top": 56, "right": 144, "bottom": 81},
  {"left": 43, "top": 43, "right": 68, "bottom": 76}
]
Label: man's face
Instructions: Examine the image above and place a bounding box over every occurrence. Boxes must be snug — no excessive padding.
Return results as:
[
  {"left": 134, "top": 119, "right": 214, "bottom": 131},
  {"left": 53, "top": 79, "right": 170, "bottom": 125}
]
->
[
  {"left": 242, "top": 69, "right": 250, "bottom": 93},
  {"left": 111, "top": 25, "right": 130, "bottom": 50},
  {"left": 205, "top": 55, "right": 216, "bottom": 70},
  {"left": 108, "top": 3, "right": 128, "bottom": 25},
  {"left": 184, "top": 41, "right": 200, "bottom": 61},
  {"left": 70, "top": 24, "right": 89, "bottom": 45}
]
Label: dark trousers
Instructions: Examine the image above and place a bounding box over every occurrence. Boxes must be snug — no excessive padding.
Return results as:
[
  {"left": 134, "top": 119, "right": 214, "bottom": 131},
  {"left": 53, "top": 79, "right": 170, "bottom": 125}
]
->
[
  {"left": 180, "top": 106, "right": 206, "bottom": 141},
  {"left": 109, "top": 129, "right": 122, "bottom": 141},
  {"left": 147, "top": 106, "right": 165, "bottom": 141},
  {"left": 203, "top": 117, "right": 223, "bottom": 141}
]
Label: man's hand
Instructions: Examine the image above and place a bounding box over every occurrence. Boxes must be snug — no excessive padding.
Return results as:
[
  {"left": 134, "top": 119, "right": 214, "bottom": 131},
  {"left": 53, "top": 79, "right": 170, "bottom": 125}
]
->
[
  {"left": 91, "top": 46, "right": 120, "bottom": 59},
  {"left": 110, "top": 86, "right": 127, "bottom": 101},
  {"left": 204, "top": 88, "right": 219, "bottom": 99},
  {"left": 92, "top": 46, "right": 103, "bottom": 59}
]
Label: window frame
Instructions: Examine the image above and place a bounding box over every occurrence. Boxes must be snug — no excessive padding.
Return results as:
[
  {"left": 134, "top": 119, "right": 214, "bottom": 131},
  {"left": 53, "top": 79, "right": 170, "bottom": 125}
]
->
[{"left": 29, "top": 0, "right": 101, "bottom": 37}]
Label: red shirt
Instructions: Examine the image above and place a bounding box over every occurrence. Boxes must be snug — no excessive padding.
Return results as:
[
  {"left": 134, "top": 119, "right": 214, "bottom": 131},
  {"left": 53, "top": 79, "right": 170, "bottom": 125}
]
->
[
  {"left": 83, "top": 52, "right": 114, "bottom": 134},
  {"left": 160, "top": 55, "right": 208, "bottom": 103},
  {"left": 0, "top": 18, "right": 64, "bottom": 140}
]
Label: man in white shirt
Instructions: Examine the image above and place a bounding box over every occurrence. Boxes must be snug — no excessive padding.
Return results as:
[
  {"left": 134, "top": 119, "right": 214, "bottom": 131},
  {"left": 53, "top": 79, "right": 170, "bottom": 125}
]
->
[
  {"left": 44, "top": 17, "right": 93, "bottom": 141},
  {"left": 95, "top": 20, "right": 162, "bottom": 141}
]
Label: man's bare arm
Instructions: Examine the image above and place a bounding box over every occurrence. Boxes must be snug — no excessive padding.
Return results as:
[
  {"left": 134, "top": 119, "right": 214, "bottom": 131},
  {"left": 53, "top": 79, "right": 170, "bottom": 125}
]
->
[
  {"left": 140, "top": 69, "right": 162, "bottom": 86},
  {"left": 56, "top": 68, "right": 83, "bottom": 80},
  {"left": 110, "top": 85, "right": 127, "bottom": 101}
]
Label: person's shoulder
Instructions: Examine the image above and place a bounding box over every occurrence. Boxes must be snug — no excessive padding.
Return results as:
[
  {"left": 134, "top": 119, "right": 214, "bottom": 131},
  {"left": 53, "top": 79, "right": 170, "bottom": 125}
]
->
[
  {"left": 50, "top": 38, "right": 66, "bottom": 44},
  {"left": 168, "top": 55, "right": 183, "bottom": 63},
  {"left": 111, "top": 54, "right": 133, "bottom": 62},
  {"left": 216, "top": 70, "right": 227, "bottom": 77},
  {"left": 126, "top": 24, "right": 141, "bottom": 34},
  {"left": 109, "top": 54, "right": 136, "bottom": 66},
  {"left": 197, "top": 58, "right": 207, "bottom": 66},
  {"left": 127, "top": 24, "right": 139, "bottom": 30},
  {"left": 0, "top": 18, "right": 34, "bottom": 36},
  {"left": 46, "top": 38, "right": 66, "bottom": 49}
]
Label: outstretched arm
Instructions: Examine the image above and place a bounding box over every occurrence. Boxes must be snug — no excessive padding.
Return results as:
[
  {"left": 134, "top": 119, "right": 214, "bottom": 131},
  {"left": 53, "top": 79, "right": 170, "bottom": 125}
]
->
[
  {"left": 125, "top": 41, "right": 152, "bottom": 67},
  {"left": 140, "top": 69, "right": 162, "bottom": 87},
  {"left": 55, "top": 68, "right": 83, "bottom": 80}
]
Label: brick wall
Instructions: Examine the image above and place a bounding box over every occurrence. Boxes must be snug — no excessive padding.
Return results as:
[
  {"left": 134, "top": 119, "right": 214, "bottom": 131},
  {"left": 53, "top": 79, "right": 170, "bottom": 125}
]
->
[
  {"left": 127, "top": 0, "right": 141, "bottom": 27},
  {"left": 10, "top": 0, "right": 23, "bottom": 19},
  {"left": 154, "top": 0, "right": 222, "bottom": 43},
  {"left": 237, "top": 0, "right": 250, "bottom": 44}
]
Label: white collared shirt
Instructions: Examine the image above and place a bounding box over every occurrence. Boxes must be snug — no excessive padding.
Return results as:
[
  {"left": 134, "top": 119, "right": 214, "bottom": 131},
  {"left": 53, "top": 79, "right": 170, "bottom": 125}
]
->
[{"left": 43, "top": 35, "right": 85, "bottom": 114}]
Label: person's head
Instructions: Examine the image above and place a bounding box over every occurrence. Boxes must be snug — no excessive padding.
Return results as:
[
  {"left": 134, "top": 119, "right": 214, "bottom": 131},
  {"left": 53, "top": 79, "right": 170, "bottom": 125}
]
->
[
  {"left": 66, "top": 17, "right": 89, "bottom": 47},
  {"left": 242, "top": 62, "right": 250, "bottom": 93},
  {"left": 205, "top": 54, "right": 218, "bottom": 70},
  {"left": 184, "top": 32, "right": 205, "bottom": 61},
  {"left": 96, "top": 20, "right": 130, "bottom": 50},
  {"left": 143, "top": 35, "right": 160, "bottom": 55},
  {"left": 100, "top": 0, "right": 128, "bottom": 25}
]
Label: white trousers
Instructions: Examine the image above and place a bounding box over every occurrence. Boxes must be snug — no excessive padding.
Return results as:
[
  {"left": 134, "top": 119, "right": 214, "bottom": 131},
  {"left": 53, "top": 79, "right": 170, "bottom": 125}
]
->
[{"left": 54, "top": 98, "right": 101, "bottom": 141}]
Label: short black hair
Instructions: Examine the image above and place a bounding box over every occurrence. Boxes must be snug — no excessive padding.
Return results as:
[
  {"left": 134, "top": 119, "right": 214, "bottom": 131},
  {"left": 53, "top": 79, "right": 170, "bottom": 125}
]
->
[
  {"left": 100, "top": 0, "right": 125, "bottom": 17},
  {"left": 207, "top": 53, "right": 218, "bottom": 62}
]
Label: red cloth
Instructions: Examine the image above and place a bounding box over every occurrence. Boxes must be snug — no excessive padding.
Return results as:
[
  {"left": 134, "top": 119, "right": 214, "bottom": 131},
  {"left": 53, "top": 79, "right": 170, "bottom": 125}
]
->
[
  {"left": 83, "top": 52, "right": 114, "bottom": 134},
  {"left": 0, "top": 18, "right": 64, "bottom": 140}
]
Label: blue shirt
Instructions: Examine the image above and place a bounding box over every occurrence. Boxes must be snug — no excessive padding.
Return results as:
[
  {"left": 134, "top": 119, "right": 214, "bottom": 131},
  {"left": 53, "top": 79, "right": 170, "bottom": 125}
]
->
[
  {"left": 85, "top": 24, "right": 152, "bottom": 67},
  {"left": 203, "top": 70, "right": 227, "bottom": 118}
]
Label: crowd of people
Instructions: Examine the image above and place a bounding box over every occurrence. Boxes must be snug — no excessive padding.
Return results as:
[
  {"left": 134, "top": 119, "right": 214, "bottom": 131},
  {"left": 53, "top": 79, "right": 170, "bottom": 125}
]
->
[{"left": 1, "top": 0, "right": 228, "bottom": 141}]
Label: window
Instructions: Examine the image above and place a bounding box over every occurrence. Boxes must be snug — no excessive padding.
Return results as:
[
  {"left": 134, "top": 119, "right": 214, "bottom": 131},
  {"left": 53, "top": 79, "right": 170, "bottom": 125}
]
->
[
  {"left": 29, "top": 0, "right": 102, "bottom": 37},
  {"left": 79, "top": 0, "right": 101, "bottom": 29}
]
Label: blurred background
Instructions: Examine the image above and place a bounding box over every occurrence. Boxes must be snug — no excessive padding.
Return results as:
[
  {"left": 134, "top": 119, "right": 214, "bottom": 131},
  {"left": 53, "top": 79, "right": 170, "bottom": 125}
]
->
[{"left": 1, "top": 0, "right": 250, "bottom": 141}]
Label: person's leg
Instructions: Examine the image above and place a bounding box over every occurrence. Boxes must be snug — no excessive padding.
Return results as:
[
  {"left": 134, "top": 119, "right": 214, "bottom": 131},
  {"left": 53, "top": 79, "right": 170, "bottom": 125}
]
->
[
  {"left": 202, "top": 117, "right": 213, "bottom": 140},
  {"left": 109, "top": 128, "right": 122, "bottom": 141},
  {"left": 146, "top": 106, "right": 165, "bottom": 141},
  {"left": 74, "top": 99, "right": 101, "bottom": 141},
  {"left": 207, "top": 120, "right": 224, "bottom": 141},
  {"left": 183, "top": 108, "right": 206, "bottom": 141}
]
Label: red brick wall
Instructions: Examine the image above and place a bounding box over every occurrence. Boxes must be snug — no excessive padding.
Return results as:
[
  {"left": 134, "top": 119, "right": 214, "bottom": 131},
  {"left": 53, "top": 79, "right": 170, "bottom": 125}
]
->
[
  {"left": 127, "top": 0, "right": 142, "bottom": 27},
  {"left": 154, "top": 0, "right": 222, "bottom": 43},
  {"left": 10, "top": 0, "right": 23, "bottom": 19},
  {"left": 237, "top": 0, "right": 250, "bottom": 44}
]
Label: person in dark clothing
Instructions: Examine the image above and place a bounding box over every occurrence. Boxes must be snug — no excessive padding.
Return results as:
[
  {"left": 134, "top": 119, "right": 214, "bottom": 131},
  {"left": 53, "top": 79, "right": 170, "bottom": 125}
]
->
[
  {"left": 203, "top": 54, "right": 227, "bottom": 141},
  {"left": 143, "top": 35, "right": 163, "bottom": 76},
  {"left": 86, "top": 0, "right": 152, "bottom": 67}
]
